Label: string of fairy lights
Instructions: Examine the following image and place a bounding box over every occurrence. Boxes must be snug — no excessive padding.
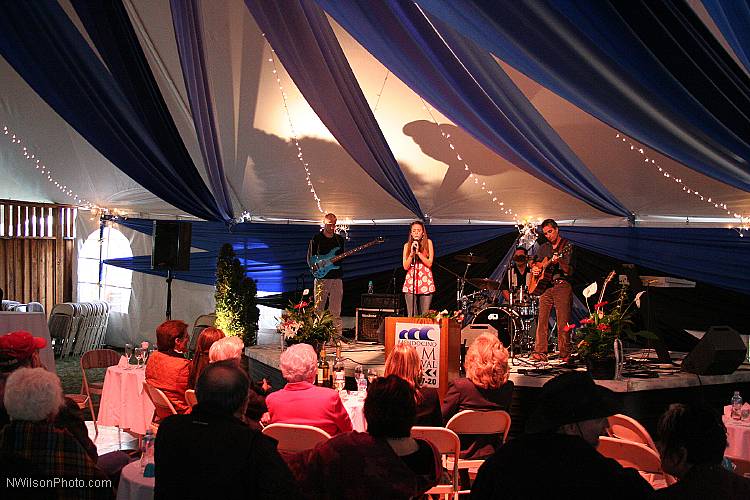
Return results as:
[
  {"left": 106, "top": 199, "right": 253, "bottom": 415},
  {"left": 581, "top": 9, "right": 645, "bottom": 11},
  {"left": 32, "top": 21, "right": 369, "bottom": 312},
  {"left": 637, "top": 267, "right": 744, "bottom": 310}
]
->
[
  {"left": 263, "top": 37, "right": 325, "bottom": 216},
  {"left": 418, "top": 97, "right": 521, "bottom": 227},
  {"left": 615, "top": 133, "right": 750, "bottom": 236},
  {"left": 1, "top": 124, "right": 117, "bottom": 220}
]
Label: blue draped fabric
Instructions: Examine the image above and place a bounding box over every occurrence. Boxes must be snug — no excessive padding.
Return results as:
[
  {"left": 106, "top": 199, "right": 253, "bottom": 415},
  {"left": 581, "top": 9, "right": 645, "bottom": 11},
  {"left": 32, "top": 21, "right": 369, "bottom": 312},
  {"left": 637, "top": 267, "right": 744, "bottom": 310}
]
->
[
  {"left": 563, "top": 226, "right": 750, "bottom": 295},
  {"left": 243, "top": 0, "right": 424, "bottom": 218},
  {"left": 702, "top": 0, "right": 750, "bottom": 74},
  {"left": 170, "top": 0, "right": 234, "bottom": 220},
  {"left": 416, "top": 0, "right": 750, "bottom": 192},
  {"left": 0, "top": 0, "right": 223, "bottom": 221},
  {"left": 105, "top": 218, "right": 516, "bottom": 292},
  {"left": 317, "top": 0, "right": 631, "bottom": 218}
]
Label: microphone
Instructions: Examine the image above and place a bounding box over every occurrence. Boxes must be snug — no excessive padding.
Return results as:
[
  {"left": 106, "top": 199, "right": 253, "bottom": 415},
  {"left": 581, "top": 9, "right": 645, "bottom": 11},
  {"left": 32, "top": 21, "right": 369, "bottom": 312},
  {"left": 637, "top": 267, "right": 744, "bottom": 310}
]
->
[{"left": 412, "top": 241, "right": 419, "bottom": 252}]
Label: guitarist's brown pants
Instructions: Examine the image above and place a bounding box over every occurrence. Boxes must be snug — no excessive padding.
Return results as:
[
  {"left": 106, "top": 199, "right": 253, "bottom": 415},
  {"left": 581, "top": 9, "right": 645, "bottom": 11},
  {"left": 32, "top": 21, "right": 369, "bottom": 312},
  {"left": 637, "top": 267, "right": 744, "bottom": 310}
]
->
[{"left": 535, "top": 280, "right": 572, "bottom": 358}]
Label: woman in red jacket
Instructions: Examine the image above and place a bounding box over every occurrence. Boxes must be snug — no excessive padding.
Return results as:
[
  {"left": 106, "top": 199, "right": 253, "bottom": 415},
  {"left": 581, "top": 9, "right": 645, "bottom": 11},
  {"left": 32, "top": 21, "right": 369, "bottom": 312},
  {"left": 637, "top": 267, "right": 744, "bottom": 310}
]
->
[{"left": 145, "top": 320, "right": 191, "bottom": 415}]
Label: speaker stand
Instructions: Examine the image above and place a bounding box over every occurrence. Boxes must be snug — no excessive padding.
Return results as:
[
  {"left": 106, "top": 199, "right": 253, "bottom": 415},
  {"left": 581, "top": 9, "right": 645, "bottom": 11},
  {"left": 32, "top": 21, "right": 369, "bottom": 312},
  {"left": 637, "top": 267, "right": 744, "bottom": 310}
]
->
[{"left": 165, "top": 269, "right": 173, "bottom": 320}]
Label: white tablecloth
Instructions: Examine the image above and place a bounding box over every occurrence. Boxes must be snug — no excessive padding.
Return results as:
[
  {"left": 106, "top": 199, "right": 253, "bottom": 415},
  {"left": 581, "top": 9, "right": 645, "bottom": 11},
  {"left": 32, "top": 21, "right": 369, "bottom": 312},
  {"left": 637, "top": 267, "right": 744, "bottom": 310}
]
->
[
  {"left": 0, "top": 311, "right": 55, "bottom": 371},
  {"left": 342, "top": 393, "right": 366, "bottom": 432},
  {"left": 98, "top": 365, "right": 155, "bottom": 435},
  {"left": 724, "top": 403, "right": 750, "bottom": 461},
  {"left": 116, "top": 460, "right": 154, "bottom": 500}
]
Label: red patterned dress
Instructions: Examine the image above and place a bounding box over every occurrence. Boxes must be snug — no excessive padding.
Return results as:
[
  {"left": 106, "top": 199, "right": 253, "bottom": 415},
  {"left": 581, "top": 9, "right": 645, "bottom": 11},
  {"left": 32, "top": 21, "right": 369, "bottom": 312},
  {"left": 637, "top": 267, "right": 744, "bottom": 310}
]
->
[{"left": 402, "top": 261, "right": 435, "bottom": 294}]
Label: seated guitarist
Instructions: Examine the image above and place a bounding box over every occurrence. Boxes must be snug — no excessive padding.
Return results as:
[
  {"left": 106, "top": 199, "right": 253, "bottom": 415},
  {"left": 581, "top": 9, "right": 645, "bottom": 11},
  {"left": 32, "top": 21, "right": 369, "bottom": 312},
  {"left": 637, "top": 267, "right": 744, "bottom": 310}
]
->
[
  {"left": 307, "top": 213, "right": 344, "bottom": 338},
  {"left": 530, "top": 219, "right": 574, "bottom": 362}
]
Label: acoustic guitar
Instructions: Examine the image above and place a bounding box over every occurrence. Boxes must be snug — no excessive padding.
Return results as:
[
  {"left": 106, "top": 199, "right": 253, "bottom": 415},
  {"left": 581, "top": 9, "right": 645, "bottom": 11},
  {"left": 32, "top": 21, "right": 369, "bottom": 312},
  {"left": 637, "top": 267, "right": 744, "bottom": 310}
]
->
[
  {"left": 528, "top": 242, "right": 572, "bottom": 295},
  {"left": 308, "top": 237, "right": 384, "bottom": 279}
]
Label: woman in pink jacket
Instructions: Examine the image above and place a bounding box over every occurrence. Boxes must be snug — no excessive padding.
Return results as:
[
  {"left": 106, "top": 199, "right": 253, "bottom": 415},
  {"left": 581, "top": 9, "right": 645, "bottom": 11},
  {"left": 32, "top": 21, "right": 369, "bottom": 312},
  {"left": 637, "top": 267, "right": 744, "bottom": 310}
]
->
[{"left": 266, "top": 343, "right": 352, "bottom": 436}]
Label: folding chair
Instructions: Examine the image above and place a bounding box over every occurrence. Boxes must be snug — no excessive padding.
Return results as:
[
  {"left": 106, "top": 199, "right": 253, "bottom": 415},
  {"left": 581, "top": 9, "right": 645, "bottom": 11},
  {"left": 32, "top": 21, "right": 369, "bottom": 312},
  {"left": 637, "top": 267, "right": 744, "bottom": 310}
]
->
[
  {"left": 78, "top": 348, "right": 121, "bottom": 436},
  {"left": 597, "top": 436, "right": 676, "bottom": 488},
  {"left": 607, "top": 413, "right": 658, "bottom": 452},
  {"left": 445, "top": 409, "right": 511, "bottom": 495},
  {"left": 188, "top": 313, "right": 216, "bottom": 358},
  {"left": 262, "top": 423, "right": 331, "bottom": 453},
  {"left": 142, "top": 381, "right": 178, "bottom": 434},
  {"left": 411, "top": 426, "right": 461, "bottom": 500}
]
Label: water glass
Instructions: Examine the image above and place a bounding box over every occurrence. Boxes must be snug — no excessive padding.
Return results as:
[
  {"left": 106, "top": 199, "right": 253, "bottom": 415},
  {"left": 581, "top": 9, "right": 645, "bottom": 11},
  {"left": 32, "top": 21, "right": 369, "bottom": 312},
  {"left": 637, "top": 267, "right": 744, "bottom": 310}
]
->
[
  {"left": 354, "top": 365, "right": 367, "bottom": 398},
  {"left": 366, "top": 368, "right": 378, "bottom": 384},
  {"left": 124, "top": 344, "right": 134, "bottom": 369},
  {"left": 134, "top": 347, "right": 145, "bottom": 369}
]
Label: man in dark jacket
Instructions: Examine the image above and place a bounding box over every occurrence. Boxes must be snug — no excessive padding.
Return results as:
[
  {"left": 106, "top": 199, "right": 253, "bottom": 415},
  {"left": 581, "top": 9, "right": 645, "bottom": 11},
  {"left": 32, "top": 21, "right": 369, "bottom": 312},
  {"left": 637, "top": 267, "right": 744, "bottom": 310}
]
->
[
  {"left": 471, "top": 371, "right": 653, "bottom": 499},
  {"left": 154, "top": 362, "right": 299, "bottom": 499}
]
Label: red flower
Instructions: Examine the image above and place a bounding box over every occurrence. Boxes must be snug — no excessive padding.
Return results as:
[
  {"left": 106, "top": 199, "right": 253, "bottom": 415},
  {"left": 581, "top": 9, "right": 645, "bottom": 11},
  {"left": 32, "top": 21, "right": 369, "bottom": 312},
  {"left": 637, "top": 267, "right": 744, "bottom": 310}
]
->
[
  {"left": 563, "top": 323, "right": 576, "bottom": 332},
  {"left": 579, "top": 318, "right": 593, "bottom": 325},
  {"left": 594, "top": 301, "right": 608, "bottom": 310},
  {"left": 293, "top": 301, "right": 309, "bottom": 309},
  {"left": 597, "top": 323, "right": 611, "bottom": 332}
]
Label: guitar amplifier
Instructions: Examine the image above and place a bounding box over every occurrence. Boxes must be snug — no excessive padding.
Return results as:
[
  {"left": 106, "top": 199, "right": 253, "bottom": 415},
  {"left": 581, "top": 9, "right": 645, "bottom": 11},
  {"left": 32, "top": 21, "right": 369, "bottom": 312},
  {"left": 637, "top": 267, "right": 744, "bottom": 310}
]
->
[
  {"left": 356, "top": 308, "right": 398, "bottom": 343},
  {"left": 360, "top": 293, "right": 400, "bottom": 310}
]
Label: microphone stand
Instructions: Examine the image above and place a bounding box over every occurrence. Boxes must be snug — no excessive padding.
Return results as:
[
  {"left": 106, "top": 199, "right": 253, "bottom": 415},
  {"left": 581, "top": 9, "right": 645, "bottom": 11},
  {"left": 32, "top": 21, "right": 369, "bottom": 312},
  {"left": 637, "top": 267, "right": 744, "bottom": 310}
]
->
[{"left": 411, "top": 241, "right": 418, "bottom": 316}]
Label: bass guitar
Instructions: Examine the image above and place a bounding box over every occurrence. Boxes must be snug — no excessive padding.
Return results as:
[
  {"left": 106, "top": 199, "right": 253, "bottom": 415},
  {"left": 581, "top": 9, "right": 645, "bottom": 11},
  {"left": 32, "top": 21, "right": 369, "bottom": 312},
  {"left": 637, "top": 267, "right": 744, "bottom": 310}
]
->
[
  {"left": 309, "top": 237, "right": 384, "bottom": 279},
  {"left": 528, "top": 242, "right": 572, "bottom": 296}
]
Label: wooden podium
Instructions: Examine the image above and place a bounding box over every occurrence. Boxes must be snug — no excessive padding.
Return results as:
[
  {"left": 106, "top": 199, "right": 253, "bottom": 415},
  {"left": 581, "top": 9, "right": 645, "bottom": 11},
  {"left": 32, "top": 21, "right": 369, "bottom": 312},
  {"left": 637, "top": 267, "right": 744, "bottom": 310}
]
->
[{"left": 384, "top": 317, "right": 461, "bottom": 400}]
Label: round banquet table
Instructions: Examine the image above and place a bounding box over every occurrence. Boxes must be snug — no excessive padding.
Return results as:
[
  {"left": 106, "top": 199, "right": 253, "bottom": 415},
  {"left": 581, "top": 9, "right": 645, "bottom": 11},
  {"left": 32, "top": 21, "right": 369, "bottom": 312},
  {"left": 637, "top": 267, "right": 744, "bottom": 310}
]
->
[
  {"left": 116, "top": 460, "right": 154, "bottom": 500},
  {"left": 98, "top": 364, "right": 155, "bottom": 435},
  {"left": 724, "top": 414, "right": 750, "bottom": 462}
]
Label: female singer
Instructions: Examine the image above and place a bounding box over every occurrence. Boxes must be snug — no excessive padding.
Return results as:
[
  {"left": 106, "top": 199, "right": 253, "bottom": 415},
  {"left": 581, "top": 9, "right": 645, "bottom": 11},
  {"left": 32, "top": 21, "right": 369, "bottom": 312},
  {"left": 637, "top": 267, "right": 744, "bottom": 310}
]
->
[{"left": 402, "top": 221, "right": 435, "bottom": 316}]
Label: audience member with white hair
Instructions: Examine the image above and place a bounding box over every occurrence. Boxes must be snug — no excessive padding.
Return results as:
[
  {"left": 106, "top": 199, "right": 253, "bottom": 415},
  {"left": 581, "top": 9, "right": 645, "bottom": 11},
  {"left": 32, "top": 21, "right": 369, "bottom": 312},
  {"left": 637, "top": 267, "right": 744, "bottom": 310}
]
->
[
  {"left": 265, "top": 343, "right": 353, "bottom": 436},
  {"left": 208, "top": 335, "right": 245, "bottom": 363},
  {"left": 207, "top": 335, "right": 269, "bottom": 428},
  {"left": 0, "top": 368, "right": 112, "bottom": 499}
]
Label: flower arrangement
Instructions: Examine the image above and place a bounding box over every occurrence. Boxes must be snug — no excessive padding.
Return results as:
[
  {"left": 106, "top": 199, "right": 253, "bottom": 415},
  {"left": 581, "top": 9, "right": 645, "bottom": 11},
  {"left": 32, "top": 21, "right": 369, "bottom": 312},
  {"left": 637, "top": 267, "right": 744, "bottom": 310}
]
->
[
  {"left": 571, "top": 271, "right": 655, "bottom": 361},
  {"left": 418, "top": 309, "right": 465, "bottom": 323},
  {"left": 276, "top": 289, "right": 336, "bottom": 346}
]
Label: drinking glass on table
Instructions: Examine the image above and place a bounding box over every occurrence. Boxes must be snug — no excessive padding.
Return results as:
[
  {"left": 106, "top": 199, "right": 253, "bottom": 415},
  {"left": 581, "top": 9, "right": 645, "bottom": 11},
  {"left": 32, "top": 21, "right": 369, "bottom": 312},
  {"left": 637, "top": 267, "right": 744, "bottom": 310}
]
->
[
  {"left": 366, "top": 368, "right": 378, "bottom": 384},
  {"left": 134, "top": 347, "right": 145, "bottom": 369},
  {"left": 124, "top": 344, "right": 134, "bottom": 369}
]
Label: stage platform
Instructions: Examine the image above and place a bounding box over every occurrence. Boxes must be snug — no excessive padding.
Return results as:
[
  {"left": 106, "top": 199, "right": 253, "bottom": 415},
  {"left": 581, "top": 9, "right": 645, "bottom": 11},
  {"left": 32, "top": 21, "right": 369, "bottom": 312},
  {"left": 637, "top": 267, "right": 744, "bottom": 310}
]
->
[{"left": 246, "top": 341, "right": 750, "bottom": 437}]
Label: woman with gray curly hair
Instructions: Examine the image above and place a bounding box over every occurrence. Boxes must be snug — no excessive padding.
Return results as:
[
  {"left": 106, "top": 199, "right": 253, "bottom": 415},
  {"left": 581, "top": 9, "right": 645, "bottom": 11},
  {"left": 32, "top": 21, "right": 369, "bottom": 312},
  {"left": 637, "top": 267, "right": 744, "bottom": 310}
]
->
[{"left": 265, "top": 343, "right": 352, "bottom": 435}]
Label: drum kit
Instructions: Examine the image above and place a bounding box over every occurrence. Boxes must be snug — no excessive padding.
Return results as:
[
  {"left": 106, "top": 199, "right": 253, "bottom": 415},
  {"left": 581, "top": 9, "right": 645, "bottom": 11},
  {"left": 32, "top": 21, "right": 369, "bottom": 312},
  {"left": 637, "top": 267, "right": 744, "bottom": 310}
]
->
[{"left": 454, "top": 254, "right": 539, "bottom": 355}]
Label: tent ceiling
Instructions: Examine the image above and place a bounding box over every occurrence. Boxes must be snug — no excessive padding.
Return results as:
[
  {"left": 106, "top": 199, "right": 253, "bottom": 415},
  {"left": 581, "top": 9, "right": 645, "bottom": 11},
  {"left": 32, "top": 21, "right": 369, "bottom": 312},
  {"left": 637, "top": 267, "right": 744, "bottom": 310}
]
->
[{"left": 1, "top": 0, "right": 749, "bottom": 226}]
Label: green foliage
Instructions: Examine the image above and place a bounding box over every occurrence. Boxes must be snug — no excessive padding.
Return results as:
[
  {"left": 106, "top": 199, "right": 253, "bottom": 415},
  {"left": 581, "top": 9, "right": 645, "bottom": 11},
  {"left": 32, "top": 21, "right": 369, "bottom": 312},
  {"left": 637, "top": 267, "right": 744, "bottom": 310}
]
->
[
  {"left": 277, "top": 291, "right": 337, "bottom": 346},
  {"left": 575, "top": 283, "right": 656, "bottom": 360},
  {"left": 215, "top": 243, "right": 259, "bottom": 346}
]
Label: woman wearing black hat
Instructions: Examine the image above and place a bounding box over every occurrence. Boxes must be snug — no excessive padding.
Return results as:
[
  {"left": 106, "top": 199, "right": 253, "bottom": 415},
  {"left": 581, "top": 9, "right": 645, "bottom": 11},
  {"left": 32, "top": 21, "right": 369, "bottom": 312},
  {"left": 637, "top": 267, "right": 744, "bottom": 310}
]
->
[{"left": 471, "top": 372, "right": 654, "bottom": 499}]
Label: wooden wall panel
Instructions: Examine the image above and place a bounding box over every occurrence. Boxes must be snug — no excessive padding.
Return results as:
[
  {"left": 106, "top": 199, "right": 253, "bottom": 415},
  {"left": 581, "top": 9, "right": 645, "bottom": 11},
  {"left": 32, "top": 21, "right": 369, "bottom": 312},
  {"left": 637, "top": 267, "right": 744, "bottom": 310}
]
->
[{"left": 0, "top": 201, "right": 76, "bottom": 316}]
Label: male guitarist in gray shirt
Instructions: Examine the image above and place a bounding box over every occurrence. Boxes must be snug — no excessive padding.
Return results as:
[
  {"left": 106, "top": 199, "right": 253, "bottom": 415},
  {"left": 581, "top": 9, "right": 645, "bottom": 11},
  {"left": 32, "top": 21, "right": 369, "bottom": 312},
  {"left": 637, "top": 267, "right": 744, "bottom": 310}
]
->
[
  {"left": 530, "top": 219, "right": 574, "bottom": 362},
  {"left": 307, "top": 213, "right": 345, "bottom": 338}
]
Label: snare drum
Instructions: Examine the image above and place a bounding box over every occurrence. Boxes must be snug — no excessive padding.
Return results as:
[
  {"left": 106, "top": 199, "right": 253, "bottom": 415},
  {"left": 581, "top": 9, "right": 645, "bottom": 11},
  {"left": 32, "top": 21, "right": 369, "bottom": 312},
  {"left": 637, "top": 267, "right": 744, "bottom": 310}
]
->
[
  {"left": 472, "top": 306, "right": 518, "bottom": 348},
  {"left": 512, "top": 298, "right": 538, "bottom": 318}
]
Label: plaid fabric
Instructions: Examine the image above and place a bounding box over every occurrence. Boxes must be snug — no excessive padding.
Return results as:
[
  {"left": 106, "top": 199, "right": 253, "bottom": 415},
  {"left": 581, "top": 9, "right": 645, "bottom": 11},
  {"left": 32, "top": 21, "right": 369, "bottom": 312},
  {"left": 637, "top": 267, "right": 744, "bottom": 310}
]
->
[{"left": 0, "top": 421, "right": 112, "bottom": 499}]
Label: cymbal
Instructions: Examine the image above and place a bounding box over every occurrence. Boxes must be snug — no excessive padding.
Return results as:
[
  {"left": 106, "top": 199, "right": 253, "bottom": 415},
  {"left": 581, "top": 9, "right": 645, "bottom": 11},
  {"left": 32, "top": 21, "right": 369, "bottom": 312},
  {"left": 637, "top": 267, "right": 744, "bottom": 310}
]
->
[
  {"left": 468, "top": 278, "right": 501, "bottom": 290},
  {"left": 455, "top": 254, "right": 488, "bottom": 264}
]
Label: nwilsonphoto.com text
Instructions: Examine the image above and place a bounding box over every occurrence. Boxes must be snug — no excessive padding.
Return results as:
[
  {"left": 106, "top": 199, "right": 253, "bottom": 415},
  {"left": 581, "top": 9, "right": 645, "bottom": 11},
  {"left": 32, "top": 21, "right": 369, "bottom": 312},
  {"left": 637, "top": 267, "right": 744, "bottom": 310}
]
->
[{"left": 6, "top": 477, "right": 112, "bottom": 489}]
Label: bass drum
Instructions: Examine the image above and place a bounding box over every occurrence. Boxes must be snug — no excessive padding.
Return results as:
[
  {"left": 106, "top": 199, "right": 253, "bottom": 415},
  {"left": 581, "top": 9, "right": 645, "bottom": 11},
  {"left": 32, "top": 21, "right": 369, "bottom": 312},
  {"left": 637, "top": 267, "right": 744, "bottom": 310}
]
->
[{"left": 471, "top": 307, "right": 518, "bottom": 348}]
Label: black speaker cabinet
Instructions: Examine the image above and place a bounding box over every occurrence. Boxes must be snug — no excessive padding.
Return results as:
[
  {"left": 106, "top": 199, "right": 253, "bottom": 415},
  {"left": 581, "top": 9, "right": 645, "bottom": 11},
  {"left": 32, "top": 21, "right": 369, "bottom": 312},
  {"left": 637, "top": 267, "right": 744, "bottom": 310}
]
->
[
  {"left": 681, "top": 326, "right": 747, "bottom": 375},
  {"left": 151, "top": 221, "right": 192, "bottom": 271},
  {"left": 360, "top": 293, "right": 400, "bottom": 310},
  {"left": 356, "top": 308, "right": 397, "bottom": 343}
]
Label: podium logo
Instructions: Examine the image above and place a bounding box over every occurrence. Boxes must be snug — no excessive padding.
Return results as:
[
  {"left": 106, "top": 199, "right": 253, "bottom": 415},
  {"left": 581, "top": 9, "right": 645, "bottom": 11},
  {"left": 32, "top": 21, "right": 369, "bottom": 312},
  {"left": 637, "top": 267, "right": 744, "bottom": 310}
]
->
[{"left": 398, "top": 326, "right": 435, "bottom": 341}]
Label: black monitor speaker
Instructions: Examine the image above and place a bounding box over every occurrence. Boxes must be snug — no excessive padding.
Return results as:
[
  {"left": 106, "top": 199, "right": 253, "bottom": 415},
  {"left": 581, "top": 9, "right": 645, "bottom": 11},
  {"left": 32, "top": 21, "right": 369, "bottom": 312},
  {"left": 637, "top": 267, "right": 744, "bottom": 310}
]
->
[
  {"left": 681, "top": 326, "right": 746, "bottom": 375},
  {"left": 151, "top": 221, "right": 192, "bottom": 271}
]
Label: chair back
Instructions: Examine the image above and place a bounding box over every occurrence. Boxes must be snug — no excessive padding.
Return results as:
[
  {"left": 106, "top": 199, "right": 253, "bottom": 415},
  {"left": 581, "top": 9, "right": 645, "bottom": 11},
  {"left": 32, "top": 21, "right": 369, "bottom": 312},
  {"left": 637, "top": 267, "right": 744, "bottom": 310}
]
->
[
  {"left": 80, "top": 348, "right": 121, "bottom": 396},
  {"left": 597, "top": 436, "right": 675, "bottom": 486},
  {"left": 607, "top": 413, "right": 658, "bottom": 451},
  {"left": 411, "top": 426, "right": 460, "bottom": 497},
  {"left": 25, "top": 302, "right": 45, "bottom": 313},
  {"left": 262, "top": 423, "right": 330, "bottom": 453},
  {"left": 142, "top": 381, "right": 178, "bottom": 419},
  {"left": 446, "top": 409, "right": 511, "bottom": 443},
  {"left": 185, "top": 389, "right": 198, "bottom": 408},
  {"left": 188, "top": 313, "right": 217, "bottom": 356}
]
